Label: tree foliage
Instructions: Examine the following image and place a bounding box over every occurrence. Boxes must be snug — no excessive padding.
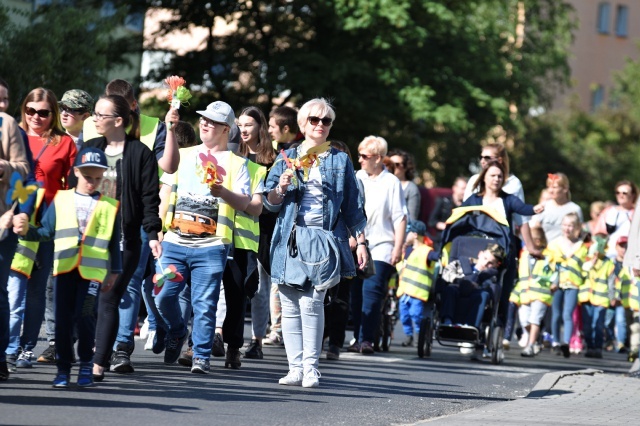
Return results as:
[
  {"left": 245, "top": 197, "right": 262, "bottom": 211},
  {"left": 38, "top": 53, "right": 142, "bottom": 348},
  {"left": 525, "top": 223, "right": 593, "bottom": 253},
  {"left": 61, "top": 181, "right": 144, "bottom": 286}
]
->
[
  {"left": 0, "top": 0, "right": 144, "bottom": 117},
  {"left": 145, "top": 0, "right": 576, "bottom": 184}
]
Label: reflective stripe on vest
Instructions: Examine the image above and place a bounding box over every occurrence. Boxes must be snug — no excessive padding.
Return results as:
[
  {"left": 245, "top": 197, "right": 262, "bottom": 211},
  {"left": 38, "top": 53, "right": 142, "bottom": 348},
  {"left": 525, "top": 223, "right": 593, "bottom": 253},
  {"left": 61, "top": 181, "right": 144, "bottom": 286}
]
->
[
  {"left": 586, "top": 259, "right": 615, "bottom": 307},
  {"left": 165, "top": 148, "right": 245, "bottom": 244},
  {"left": 53, "top": 190, "right": 119, "bottom": 283},
  {"left": 11, "top": 188, "right": 46, "bottom": 278},
  {"left": 553, "top": 245, "right": 588, "bottom": 289},
  {"left": 630, "top": 277, "right": 640, "bottom": 311},
  {"left": 516, "top": 253, "right": 555, "bottom": 305},
  {"left": 233, "top": 160, "right": 266, "bottom": 252},
  {"left": 396, "top": 245, "right": 435, "bottom": 302},
  {"left": 616, "top": 267, "right": 633, "bottom": 308}
]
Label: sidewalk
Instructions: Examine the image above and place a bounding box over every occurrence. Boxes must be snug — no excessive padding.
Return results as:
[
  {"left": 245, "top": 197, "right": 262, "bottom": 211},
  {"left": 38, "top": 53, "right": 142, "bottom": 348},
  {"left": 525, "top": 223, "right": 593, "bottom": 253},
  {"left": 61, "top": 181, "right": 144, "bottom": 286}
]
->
[{"left": 422, "top": 367, "right": 640, "bottom": 425}]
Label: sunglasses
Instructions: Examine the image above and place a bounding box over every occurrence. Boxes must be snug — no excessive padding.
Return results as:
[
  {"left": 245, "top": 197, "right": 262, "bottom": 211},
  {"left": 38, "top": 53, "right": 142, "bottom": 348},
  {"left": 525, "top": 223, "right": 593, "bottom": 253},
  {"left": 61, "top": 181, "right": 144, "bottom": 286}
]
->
[
  {"left": 200, "top": 117, "right": 227, "bottom": 128},
  {"left": 479, "top": 155, "right": 496, "bottom": 161},
  {"left": 92, "top": 112, "right": 119, "bottom": 120},
  {"left": 358, "top": 153, "right": 378, "bottom": 160},
  {"left": 394, "top": 162, "right": 404, "bottom": 168},
  {"left": 60, "top": 106, "right": 87, "bottom": 115},
  {"left": 616, "top": 191, "right": 630, "bottom": 195},
  {"left": 25, "top": 107, "right": 52, "bottom": 118},
  {"left": 308, "top": 116, "right": 333, "bottom": 126},
  {"left": 619, "top": 243, "right": 628, "bottom": 248}
]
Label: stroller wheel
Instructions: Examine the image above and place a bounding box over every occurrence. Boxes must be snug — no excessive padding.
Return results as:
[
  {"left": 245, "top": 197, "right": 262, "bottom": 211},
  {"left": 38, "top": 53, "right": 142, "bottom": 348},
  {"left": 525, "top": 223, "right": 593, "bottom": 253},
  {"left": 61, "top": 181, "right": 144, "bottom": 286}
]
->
[{"left": 491, "top": 326, "right": 504, "bottom": 365}]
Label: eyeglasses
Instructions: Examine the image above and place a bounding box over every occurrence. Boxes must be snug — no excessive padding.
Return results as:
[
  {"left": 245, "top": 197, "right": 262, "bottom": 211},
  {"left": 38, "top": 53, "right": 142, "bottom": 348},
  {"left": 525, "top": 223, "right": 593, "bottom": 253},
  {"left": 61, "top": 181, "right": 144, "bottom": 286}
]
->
[
  {"left": 616, "top": 191, "right": 630, "bottom": 196},
  {"left": 200, "top": 117, "right": 227, "bottom": 128},
  {"left": 60, "top": 106, "right": 87, "bottom": 115},
  {"left": 308, "top": 116, "right": 333, "bottom": 126},
  {"left": 358, "top": 153, "right": 377, "bottom": 160},
  {"left": 25, "top": 107, "right": 52, "bottom": 118},
  {"left": 394, "top": 162, "right": 404, "bottom": 168},
  {"left": 93, "top": 112, "right": 118, "bottom": 120},
  {"left": 479, "top": 155, "right": 497, "bottom": 161}
]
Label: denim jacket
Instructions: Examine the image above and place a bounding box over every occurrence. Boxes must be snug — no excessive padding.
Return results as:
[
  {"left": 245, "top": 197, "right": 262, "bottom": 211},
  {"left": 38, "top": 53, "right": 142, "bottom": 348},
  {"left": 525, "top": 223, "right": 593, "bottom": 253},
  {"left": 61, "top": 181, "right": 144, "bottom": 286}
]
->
[{"left": 263, "top": 146, "right": 367, "bottom": 286}]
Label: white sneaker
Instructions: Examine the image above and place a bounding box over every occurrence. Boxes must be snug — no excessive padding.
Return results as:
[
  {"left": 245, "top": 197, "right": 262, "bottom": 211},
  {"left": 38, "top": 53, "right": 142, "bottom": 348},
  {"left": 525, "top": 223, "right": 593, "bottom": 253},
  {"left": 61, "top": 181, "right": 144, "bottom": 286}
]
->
[
  {"left": 302, "top": 368, "right": 321, "bottom": 388},
  {"left": 459, "top": 342, "right": 474, "bottom": 355},
  {"left": 518, "top": 331, "right": 529, "bottom": 348},
  {"left": 278, "top": 369, "right": 303, "bottom": 386},
  {"left": 144, "top": 330, "right": 156, "bottom": 351},
  {"left": 139, "top": 318, "right": 150, "bottom": 340},
  {"left": 502, "top": 338, "right": 511, "bottom": 350}
]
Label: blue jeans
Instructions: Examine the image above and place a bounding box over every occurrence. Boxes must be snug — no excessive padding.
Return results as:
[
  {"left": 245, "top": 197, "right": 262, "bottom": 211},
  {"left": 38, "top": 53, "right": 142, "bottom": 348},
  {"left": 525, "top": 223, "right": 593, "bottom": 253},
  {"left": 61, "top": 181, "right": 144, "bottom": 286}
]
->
[
  {"left": 114, "top": 229, "right": 154, "bottom": 349},
  {"left": 551, "top": 288, "right": 578, "bottom": 345},
  {"left": 7, "top": 271, "right": 27, "bottom": 355},
  {"left": 582, "top": 304, "right": 606, "bottom": 349},
  {"left": 399, "top": 294, "right": 425, "bottom": 336},
  {"left": 350, "top": 261, "right": 395, "bottom": 343},
  {"left": 154, "top": 241, "right": 228, "bottom": 359},
  {"left": 0, "top": 231, "right": 18, "bottom": 362},
  {"left": 21, "top": 240, "right": 54, "bottom": 351},
  {"left": 605, "top": 305, "right": 627, "bottom": 346}
]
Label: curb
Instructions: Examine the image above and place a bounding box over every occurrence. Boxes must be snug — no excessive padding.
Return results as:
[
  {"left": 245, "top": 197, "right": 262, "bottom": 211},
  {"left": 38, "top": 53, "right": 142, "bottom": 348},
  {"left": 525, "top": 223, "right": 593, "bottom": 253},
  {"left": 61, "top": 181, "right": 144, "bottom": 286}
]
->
[{"left": 526, "top": 368, "right": 603, "bottom": 398}]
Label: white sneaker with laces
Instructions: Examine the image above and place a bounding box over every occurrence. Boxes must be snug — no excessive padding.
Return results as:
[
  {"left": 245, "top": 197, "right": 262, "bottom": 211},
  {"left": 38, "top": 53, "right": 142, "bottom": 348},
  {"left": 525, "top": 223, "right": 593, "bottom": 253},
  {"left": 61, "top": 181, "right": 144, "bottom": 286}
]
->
[
  {"left": 144, "top": 330, "right": 156, "bottom": 351},
  {"left": 139, "top": 318, "right": 150, "bottom": 340},
  {"left": 302, "top": 368, "right": 321, "bottom": 388},
  {"left": 279, "top": 369, "right": 303, "bottom": 386}
]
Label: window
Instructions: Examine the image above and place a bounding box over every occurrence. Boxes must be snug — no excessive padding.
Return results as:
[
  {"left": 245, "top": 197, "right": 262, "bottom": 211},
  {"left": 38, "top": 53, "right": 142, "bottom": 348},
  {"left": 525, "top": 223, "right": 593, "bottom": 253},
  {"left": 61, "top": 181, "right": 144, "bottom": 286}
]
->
[
  {"left": 597, "top": 2, "right": 611, "bottom": 34},
  {"left": 591, "top": 85, "right": 605, "bottom": 112},
  {"left": 616, "top": 5, "right": 629, "bottom": 37}
]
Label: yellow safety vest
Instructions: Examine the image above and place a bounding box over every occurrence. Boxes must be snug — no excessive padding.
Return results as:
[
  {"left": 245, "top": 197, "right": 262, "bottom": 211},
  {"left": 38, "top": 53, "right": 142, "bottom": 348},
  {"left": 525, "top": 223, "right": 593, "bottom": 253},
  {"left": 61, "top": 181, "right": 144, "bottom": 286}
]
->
[
  {"left": 584, "top": 258, "right": 615, "bottom": 307},
  {"left": 548, "top": 241, "right": 588, "bottom": 290},
  {"left": 52, "top": 190, "right": 119, "bottom": 283},
  {"left": 615, "top": 266, "right": 633, "bottom": 309},
  {"left": 164, "top": 148, "right": 245, "bottom": 244},
  {"left": 515, "top": 252, "right": 555, "bottom": 306},
  {"left": 11, "top": 189, "right": 45, "bottom": 278},
  {"left": 509, "top": 279, "right": 526, "bottom": 306},
  {"left": 233, "top": 159, "right": 266, "bottom": 253},
  {"left": 396, "top": 245, "right": 435, "bottom": 302},
  {"left": 630, "top": 275, "right": 640, "bottom": 312}
]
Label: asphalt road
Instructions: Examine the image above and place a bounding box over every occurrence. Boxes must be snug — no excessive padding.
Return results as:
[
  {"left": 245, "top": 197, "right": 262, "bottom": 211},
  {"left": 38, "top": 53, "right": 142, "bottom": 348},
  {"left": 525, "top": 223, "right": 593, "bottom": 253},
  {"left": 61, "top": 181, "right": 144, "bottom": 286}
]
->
[{"left": 0, "top": 325, "right": 632, "bottom": 426}]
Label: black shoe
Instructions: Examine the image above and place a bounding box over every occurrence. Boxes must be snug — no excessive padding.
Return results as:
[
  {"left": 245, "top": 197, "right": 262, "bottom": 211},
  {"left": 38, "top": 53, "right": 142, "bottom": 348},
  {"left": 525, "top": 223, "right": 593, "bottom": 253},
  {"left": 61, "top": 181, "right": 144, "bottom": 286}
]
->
[
  {"left": 225, "top": 347, "right": 242, "bottom": 369},
  {"left": 164, "top": 333, "right": 187, "bottom": 364},
  {"left": 110, "top": 347, "right": 134, "bottom": 373},
  {"left": 37, "top": 342, "right": 56, "bottom": 363},
  {"left": 212, "top": 333, "right": 225, "bottom": 357},
  {"left": 5, "top": 354, "right": 17, "bottom": 373},
  {"left": 152, "top": 327, "right": 167, "bottom": 354},
  {"left": 401, "top": 336, "right": 414, "bottom": 347},
  {"left": 326, "top": 345, "right": 340, "bottom": 360},
  {"left": 178, "top": 347, "right": 193, "bottom": 367},
  {"left": 244, "top": 339, "right": 263, "bottom": 359},
  {"left": 0, "top": 361, "right": 9, "bottom": 381},
  {"left": 560, "top": 344, "right": 570, "bottom": 358}
]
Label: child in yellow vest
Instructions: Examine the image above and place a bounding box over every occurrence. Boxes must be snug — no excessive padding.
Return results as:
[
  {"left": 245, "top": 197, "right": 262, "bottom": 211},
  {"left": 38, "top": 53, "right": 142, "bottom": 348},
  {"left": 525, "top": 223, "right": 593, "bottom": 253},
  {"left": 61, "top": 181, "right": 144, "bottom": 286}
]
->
[
  {"left": 516, "top": 228, "right": 556, "bottom": 357},
  {"left": 396, "top": 220, "right": 437, "bottom": 347},
  {"left": 606, "top": 236, "right": 632, "bottom": 354},
  {"left": 547, "top": 212, "right": 588, "bottom": 358},
  {"left": 15, "top": 148, "right": 121, "bottom": 388},
  {"left": 580, "top": 237, "right": 615, "bottom": 358}
]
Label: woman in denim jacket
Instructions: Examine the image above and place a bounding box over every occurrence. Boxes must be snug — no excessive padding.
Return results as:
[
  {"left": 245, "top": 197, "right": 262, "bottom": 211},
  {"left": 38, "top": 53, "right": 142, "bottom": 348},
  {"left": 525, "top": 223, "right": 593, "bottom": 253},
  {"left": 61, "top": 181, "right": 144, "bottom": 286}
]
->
[{"left": 263, "top": 98, "right": 367, "bottom": 388}]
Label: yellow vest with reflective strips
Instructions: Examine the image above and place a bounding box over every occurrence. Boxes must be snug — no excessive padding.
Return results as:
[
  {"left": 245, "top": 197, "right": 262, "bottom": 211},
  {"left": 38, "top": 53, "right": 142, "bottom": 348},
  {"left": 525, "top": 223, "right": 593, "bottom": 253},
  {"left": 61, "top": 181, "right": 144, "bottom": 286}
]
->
[
  {"left": 396, "top": 245, "right": 435, "bottom": 302},
  {"left": 11, "top": 188, "right": 45, "bottom": 278},
  {"left": 514, "top": 252, "right": 556, "bottom": 306},
  {"left": 548, "top": 241, "right": 588, "bottom": 290},
  {"left": 583, "top": 258, "right": 615, "bottom": 307},
  {"left": 629, "top": 275, "right": 640, "bottom": 312},
  {"left": 509, "top": 279, "right": 526, "bottom": 306},
  {"left": 233, "top": 159, "right": 266, "bottom": 253},
  {"left": 53, "top": 190, "right": 119, "bottom": 283},
  {"left": 615, "top": 265, "right": 633, "bottom": 309},
  {"left": 164, "top": 149, "right": 245, "bottom": 244}
]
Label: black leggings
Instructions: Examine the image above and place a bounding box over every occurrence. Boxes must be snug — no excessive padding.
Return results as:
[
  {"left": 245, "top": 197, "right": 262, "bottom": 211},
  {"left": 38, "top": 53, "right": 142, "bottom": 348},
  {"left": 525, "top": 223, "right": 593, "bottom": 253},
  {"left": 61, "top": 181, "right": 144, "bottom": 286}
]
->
[
  {"left": 221, "top": 248, "right": 258, "bottom": 349},
  {"left": 93, "top": 242, "right": 141, "bottom": 367},
  {"left": 323, "top": 277, "right": 354, "bottom": 348}
]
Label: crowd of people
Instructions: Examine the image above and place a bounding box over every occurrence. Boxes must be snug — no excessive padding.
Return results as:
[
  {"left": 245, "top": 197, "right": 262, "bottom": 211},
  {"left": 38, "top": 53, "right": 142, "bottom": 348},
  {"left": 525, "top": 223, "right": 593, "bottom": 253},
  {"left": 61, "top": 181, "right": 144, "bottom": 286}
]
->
[{"left": 1, "top": 75, "right": 639, "bottom": 391}]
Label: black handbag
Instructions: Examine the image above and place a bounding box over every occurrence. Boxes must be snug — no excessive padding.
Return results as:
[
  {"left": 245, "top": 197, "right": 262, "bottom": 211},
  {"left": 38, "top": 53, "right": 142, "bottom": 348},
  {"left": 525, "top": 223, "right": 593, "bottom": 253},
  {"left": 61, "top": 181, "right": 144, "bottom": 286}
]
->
[{"left": 355, "top": 241, "right": 376, "bottom": 279}]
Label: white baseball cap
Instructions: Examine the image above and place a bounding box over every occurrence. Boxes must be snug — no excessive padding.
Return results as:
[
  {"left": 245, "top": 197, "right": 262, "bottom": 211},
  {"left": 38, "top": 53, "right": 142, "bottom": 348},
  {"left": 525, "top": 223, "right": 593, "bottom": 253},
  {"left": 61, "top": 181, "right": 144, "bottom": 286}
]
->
[{"left": 197, "top": 101, "right": 235, "bottom": 127}]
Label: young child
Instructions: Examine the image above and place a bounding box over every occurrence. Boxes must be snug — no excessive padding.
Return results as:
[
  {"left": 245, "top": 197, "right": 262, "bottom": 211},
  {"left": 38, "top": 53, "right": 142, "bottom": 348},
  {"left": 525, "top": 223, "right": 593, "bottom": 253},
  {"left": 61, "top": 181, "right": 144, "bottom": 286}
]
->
[
  {"left": 547, "top": 212, "right": 588, "bottom": 358},
  {"left": 580, "top": 236, "right": 615, "bottom": 358},
  {"left": 513, "top": 228, "right": 556, "bottom": 357},
  {"left": 440, "top": 242, "right": 505, "bottom": 330},
  {"left": 396, "top": 220, "right": 436, "bottom": 347},
  {"left": 15, "top": 148, "right": 121, "bottom": 387},
  {"left": 607, "top": 236, "right": 631, "bottom": 353}
]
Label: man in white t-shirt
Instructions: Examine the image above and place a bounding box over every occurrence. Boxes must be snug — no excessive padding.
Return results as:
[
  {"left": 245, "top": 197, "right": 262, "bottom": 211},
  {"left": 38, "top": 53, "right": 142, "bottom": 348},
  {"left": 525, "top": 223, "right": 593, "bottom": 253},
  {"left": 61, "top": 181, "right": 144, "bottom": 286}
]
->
[{"left": 153, "top": 101, "right": 251, "bottom": 374}]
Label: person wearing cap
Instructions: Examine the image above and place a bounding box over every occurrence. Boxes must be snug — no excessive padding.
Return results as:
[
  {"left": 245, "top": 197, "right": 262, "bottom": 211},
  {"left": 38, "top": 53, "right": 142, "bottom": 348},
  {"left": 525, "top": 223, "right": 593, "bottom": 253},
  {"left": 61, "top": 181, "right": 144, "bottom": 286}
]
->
[
  {"left": 59, "top": 89, "right": 93, "bottom": 151},
  {"left": 154, "top": 101, "right": 251, "bottom": 374},
  {"left": 14, "top": 147, "right": 122, "bottom": 387},
  {"left": 71, "top": 94, "right": 162, "bottom": 380},
  {"left": 396, "top": 220, "right": 436, "bottom": 347}
]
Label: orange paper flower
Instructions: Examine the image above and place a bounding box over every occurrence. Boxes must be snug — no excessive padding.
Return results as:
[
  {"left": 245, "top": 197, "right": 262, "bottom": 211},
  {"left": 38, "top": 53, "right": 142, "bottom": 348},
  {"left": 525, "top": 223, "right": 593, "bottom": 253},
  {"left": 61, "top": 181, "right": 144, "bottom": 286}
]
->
[
  {"left": 199, "top": 151, "right": 227, "bottom": 187},
  {"left": 165, "top": 76, "right": 186, "bottom": 102}
]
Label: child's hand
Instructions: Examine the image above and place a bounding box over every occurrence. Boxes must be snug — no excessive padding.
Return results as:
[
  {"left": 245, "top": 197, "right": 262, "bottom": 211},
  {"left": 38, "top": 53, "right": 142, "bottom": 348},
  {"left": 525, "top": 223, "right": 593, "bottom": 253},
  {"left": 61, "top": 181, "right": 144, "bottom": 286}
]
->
[
  {"left": 0, "top": 210, "right": 13, "bottom": 230},
  {"left": 12, "top": 213, "right": 28, "bottom": 236},
  {"left": 149, "top": 240, "right": 162, "bottom": 259}
]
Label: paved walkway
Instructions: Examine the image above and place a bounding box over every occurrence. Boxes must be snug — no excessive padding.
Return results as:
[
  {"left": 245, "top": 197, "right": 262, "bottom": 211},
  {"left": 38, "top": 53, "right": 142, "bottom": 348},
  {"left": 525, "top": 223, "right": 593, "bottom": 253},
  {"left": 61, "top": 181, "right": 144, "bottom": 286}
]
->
[{"left": 423, "top": 368, "right": 640, "bottom": 425}]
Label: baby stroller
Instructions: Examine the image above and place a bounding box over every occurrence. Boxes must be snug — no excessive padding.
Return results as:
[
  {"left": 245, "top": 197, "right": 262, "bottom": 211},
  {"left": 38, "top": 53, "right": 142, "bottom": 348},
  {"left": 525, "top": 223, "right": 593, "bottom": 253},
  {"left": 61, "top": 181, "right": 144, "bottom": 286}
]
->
[{"left": 417, "top": 206, "right": 511, "bottom": 365}]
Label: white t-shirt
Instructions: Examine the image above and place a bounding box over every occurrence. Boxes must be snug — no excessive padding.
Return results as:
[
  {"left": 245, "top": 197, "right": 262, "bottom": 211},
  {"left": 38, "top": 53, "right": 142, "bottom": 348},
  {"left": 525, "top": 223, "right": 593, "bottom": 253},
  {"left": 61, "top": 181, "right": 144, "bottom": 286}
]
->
[
  {"left": 356, "top": 168, "right": 406, "bottom": 264},
  {"left": 161, "top": 147, "right": 250, "bottom": 247},
  {"left": 298, "top": 165, "right": 323, "bottom": 227},
  {"left": 532, "top": 201, "right": 583, "bottom": 243},
  {"left": 605, "top": 207, "right": 633, "bottom": 259}
]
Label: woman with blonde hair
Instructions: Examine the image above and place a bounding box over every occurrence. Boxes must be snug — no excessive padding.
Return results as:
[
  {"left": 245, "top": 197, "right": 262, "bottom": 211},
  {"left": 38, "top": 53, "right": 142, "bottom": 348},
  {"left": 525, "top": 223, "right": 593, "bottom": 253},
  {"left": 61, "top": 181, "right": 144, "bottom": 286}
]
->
[{"left": 530, "top": 173, "right": 583, "bottom": 243}]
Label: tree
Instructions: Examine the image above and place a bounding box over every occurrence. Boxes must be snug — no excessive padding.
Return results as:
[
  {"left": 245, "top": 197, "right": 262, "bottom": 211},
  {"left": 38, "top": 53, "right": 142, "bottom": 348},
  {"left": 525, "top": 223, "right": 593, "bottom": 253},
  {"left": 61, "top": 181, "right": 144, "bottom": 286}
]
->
[{"left": 0, "top": 0, "right": 145, "bottom": 117}]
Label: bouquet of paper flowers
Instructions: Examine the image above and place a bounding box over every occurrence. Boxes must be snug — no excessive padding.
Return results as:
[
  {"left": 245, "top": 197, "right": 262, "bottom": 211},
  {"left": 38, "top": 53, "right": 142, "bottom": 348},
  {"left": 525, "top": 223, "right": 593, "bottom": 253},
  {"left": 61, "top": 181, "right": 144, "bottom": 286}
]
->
[
  {"left": 198, "top": 150, "right": 227, "bottom": 188},
  {"left": 164, "top": 75, "right": 192, "bottom": 129},
  {"left": 279, "top": 141, "right": 331, "bottom": 186}
]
